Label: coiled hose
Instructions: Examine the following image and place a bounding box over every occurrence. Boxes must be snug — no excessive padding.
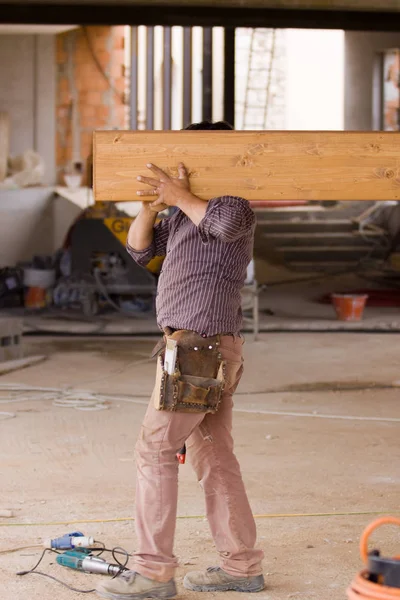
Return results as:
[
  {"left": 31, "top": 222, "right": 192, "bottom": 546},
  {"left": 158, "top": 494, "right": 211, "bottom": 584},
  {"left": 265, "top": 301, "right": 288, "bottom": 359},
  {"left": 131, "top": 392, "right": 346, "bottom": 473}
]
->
[{"left": 347, "top": 517, "right": 400, "bottom": 600}]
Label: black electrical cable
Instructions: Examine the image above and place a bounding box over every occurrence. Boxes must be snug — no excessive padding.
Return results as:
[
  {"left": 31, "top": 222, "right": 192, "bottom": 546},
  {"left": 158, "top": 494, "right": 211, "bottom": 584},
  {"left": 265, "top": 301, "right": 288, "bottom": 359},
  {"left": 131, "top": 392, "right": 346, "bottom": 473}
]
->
[
  {"left": 17, "top": 548, "right": 96, "bottom": 594},
  {"left": 19, "top": 571, "right": 96, "bottom": 594},
  {"left": 92, "top": 542, "right": 133, "bottom": 569},
  {"left": 17, "top": 548, "right": 57, "bottom": 576},
  {"left": 90, "top": 540, "right": 106, "bottom": 557},
  {"left": 110, "top": 546, "right": 130, "bottom": 579},
  {"left": 17, "top": 545, "right": 133, "bottom": 593}
]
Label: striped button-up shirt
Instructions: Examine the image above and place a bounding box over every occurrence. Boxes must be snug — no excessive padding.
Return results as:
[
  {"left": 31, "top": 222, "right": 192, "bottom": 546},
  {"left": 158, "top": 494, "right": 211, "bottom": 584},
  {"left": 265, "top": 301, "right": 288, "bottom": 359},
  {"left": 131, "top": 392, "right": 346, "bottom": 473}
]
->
[{"left": 126, "top": 196, "right": 255, "bottom": 337}]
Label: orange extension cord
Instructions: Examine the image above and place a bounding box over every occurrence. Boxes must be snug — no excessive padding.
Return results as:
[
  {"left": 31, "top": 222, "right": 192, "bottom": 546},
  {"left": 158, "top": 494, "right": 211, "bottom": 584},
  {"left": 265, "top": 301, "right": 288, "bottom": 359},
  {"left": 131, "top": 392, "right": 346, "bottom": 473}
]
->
[{"left": 347, "top": 517, "right": 400, "bottom": 600}]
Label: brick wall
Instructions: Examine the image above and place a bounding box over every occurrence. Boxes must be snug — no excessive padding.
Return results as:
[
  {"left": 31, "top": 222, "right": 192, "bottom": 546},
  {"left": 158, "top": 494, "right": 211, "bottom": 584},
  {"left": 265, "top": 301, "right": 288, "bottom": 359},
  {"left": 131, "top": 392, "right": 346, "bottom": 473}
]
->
[{"left": 56, "top": 26, "right": 127, "bottom": 185}]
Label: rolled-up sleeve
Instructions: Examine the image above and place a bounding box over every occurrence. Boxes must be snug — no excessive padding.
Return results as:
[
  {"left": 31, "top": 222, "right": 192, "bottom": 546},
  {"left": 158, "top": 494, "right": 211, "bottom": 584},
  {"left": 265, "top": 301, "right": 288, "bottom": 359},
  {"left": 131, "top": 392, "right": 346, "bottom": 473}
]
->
[
  {"left": 198, "top": 196, "right": 255, "bottom": 244},
  {"left": 126, "top": 217, "right": 171, "bottom": 266}
]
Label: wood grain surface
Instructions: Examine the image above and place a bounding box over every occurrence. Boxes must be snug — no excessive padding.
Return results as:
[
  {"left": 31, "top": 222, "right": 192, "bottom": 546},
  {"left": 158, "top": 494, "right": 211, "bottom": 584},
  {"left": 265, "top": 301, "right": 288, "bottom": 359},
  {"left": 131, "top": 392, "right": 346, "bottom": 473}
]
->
[
  {"left": 0, "top": 112, "right": 9, "bottom": 182},
  {"left": 93, "top": 131, "right": 400, "bottom": 202}
]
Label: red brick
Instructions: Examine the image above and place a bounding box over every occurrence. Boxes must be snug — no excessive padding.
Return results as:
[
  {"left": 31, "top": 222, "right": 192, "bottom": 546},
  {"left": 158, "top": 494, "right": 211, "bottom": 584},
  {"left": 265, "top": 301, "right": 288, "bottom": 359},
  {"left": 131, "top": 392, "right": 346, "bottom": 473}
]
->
[
  {"left": 111, "top": 49, "right": 125, "bottom": 65},
  {"left": 113, "top": 77, "right": 126, "bottom": 94},
  {"left": 57, "top": 106, "right": 70, "bottom": 119},
  {"left": 56, "top": 26, "right": 126, "bottom": 170},
  {"left": 115, "top": 106, "right": 128, "bottom": 128},
  {"left": 57, "top": 91, "right": 71, "bottom": 105},
  {"left": 91, "top": 35, "right": 108, "bottom": 50},
  {"left": 80, "top": 114, "right": 100, "bottom": 128},
  {"left": 74, "top": 33, "right": 88, "bottom": 54},
  {"left": 90, "top": 77, "right": 110, "bottom": 92},
  {"left": 113, "top": 28, "right": 125, "bottom": 50},
  {"left": 58, "top": 77, "right": 69, "bottom": 91},
  {"left": 96, "top": 105, "right": 110, "bottom": 119},
  {"left": 81, "top": 131, "right": 94, "bottom": 145},
  {"left": 74, "top": 49, "right": 93, "bottom": 65},
  {"left": 80, "top": 105, "right": 97, "bottom": 118},
  {"left": 75, "top": 64, "right": 98, "bottom": 80},
  {"left": 80, "top": 146, "right": 93, "bottom": 163},
  {"left": 110, "top": 62, "right": 123, "bottom": 78},
  {"left": 94, "top": 50, "right": 111, "bottom": 68},
  {"left": 57, "top": 50, "right": 68, "bottom": 64},
  {"left": 94, "top": 26, "right": 111, "bottom": 39},
  {"left": 56, "top": 35, "right": 68, "bottom": 61},
  {"left": 56, "top": 144, "right": 68, "bottom": 164},
  {"left": 74, "top": 79, "right": 87, "bottom": 92},
  {"left": 80, "top": 90, "right": 103, "bottom": 105}
]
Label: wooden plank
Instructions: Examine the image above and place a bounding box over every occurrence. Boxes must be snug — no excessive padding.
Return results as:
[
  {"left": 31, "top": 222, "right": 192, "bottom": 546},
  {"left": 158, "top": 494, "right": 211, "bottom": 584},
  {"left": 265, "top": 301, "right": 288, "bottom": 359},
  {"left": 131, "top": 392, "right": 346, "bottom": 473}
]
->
[
  {"left": 0, "top": 112, "right": 9, "bottom": 182},
  {"left": 93, "top": 131, "right": 400, "bottom": 202}
]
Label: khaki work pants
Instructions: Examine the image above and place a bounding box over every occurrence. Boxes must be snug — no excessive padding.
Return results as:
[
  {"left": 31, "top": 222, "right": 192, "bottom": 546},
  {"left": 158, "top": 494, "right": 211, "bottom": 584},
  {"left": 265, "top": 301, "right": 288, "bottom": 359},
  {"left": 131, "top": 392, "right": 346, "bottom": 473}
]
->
[{"left": 133, "top": 335, "right": 264, "bottom": 582}]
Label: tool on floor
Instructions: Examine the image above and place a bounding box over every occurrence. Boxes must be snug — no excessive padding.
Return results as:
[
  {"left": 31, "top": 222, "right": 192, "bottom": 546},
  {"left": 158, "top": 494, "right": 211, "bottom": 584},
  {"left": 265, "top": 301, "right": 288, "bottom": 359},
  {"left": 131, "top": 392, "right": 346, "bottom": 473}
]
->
[
  {"left": 347, "top": 516, "right": 400, "bottom": 600},
  {"left": 57, "top": 549, "right": 122, "bottom": 576},
  {"left": 18, "top": 534, "right": 132, "bottom": 593},
  {"left": 43, "top": 531, "right": 95, "bottom": 550},
  {"left": 177, "top": 443, "right": 186, "bottom": 464}
]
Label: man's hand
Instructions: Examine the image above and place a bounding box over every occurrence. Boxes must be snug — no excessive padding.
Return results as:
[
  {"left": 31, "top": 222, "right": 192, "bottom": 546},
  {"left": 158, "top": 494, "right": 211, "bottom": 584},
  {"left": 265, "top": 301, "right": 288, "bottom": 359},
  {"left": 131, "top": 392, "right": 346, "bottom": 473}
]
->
[
  {"left": 137, "top": 163, "right": 190, "bottom": 210},
  {"left": 142, "top": 200, "right": 168, "bottom": 214}
]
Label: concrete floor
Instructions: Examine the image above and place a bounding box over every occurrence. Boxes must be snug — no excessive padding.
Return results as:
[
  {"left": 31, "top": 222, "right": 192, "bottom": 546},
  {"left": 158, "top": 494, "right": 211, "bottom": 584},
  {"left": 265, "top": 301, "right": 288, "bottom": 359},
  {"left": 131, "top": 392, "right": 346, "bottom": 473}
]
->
[{"left": 0, "top": 333, "right": 399, "bottom": 600}]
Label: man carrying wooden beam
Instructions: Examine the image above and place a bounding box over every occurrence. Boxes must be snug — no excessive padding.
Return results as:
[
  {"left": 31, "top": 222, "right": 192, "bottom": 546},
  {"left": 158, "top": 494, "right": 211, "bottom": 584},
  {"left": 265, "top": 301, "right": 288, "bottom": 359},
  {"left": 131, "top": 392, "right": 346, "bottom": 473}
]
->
[{"left": 96, "top": 121, "right": 265, "bottom": 600}]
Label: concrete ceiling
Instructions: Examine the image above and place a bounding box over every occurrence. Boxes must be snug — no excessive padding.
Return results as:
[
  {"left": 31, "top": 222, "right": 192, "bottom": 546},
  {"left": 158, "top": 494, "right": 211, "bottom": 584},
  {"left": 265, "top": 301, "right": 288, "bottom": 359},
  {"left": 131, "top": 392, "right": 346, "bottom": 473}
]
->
[
  {"left": 2, "top": 0, "right": 400, "bottom": 10},
  {"left": 3, "top": 0, "right": 400, "bottom": 31}
]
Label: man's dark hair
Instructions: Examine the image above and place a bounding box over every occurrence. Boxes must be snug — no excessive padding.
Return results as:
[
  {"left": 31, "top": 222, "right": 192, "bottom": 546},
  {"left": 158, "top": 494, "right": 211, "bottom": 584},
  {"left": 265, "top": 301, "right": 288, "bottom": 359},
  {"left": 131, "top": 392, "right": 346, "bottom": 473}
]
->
[{"left": 184, "top": 120, "right": 233, "bottom": 131}]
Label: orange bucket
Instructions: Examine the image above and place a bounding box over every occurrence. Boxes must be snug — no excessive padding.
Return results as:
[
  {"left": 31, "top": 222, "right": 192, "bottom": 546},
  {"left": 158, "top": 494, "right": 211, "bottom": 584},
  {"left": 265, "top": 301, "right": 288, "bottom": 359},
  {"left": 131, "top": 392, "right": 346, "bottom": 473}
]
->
[
  {"left": 25, "top": 286, "right": 47, "bottom": 310},
  {"left": 331, "top": 294, "right": 368, "bottom": 322}
]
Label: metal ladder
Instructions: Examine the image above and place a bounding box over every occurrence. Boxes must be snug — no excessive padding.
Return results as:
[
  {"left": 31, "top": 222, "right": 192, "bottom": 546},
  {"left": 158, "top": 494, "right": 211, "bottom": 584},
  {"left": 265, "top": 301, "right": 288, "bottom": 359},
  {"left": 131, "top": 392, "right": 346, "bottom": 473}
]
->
[{"left": 242, "top": 28, "right": 284, "bottom": 130}]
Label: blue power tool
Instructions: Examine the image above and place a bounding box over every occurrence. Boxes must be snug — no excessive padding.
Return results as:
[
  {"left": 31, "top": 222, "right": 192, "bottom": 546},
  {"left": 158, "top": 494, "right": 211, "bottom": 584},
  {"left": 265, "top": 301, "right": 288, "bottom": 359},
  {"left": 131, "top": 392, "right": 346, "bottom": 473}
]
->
[
  {"left": 43, "top": 531, "right": 95, "bottom": 550},
  {"left": 56, "top": 549, "right": 122, "bottom": 576}
]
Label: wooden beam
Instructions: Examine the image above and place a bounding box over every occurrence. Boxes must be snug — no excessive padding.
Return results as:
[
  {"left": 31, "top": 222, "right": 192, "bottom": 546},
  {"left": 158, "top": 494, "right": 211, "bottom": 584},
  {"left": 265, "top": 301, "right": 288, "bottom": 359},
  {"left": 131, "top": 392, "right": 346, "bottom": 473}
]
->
[{"left": 93, "top": 131, "right": 400, "bottom": 202}]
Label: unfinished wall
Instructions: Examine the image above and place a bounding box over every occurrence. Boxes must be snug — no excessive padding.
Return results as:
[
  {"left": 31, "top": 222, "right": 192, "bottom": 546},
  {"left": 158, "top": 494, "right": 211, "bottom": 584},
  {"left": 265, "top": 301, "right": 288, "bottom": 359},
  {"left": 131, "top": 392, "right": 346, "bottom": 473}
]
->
[
  {"left": 0, "top": 34, "right": 56, "bottom": 267},
  {"left": 345, "top": 31, "right": 400, "bottom": 130},
  {"left": 0, "top": 189, "right": 54, "bottom": 267},
  {"left": 56, "top": 26, "right": 127, "bottom": 185},
  {"left": 0, "top": 34, "right": 56, "bottom": 183}
]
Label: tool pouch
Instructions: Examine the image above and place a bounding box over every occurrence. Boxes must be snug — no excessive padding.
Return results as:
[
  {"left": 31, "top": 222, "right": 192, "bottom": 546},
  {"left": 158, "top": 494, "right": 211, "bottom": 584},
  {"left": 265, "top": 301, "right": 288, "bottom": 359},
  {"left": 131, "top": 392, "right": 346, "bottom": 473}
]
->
[{"left": 153, "top": 330, "right": 225, "bottom": 414}]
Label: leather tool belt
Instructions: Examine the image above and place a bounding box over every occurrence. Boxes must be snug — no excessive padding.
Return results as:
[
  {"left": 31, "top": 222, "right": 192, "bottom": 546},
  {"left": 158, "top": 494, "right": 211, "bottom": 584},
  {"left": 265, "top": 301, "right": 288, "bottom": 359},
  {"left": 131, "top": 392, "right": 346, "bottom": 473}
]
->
[{"left": 152, "top": 329, "right": 226, "bottom": 414}]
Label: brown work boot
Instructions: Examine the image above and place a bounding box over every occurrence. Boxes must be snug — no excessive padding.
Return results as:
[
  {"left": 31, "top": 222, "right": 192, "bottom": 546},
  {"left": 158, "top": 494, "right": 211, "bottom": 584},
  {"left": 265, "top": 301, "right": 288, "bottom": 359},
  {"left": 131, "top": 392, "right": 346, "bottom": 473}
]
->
[
  {"left": 183, "top": 566, "right": 265, "bottom": 593},
  {"left": 96, "top": 570, "right": 177, "bottom": 600}
]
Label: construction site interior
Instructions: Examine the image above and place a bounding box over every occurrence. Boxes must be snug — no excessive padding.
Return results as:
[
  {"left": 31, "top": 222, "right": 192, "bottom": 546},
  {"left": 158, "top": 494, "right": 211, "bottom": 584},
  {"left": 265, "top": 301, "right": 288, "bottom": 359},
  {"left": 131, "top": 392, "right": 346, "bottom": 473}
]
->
[{"left": 0, "top": 2, "right": 399, "bottom": 600}]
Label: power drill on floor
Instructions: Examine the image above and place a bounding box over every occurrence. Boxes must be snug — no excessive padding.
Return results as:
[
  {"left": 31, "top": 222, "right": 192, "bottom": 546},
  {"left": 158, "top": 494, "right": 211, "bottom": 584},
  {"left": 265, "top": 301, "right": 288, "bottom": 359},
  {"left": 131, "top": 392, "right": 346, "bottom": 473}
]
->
[{"left": 56, "top": 549, "right": 123, "bottom": 576}]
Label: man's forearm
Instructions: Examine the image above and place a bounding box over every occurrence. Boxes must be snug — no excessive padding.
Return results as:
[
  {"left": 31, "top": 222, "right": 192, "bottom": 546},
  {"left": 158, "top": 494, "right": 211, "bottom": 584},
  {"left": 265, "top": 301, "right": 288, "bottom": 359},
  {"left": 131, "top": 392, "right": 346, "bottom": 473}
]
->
[
  {"left": 127, "top": 204, "right": 157, "bottom": 250},
  {"left": 176, "top": 190, "right": 207, "bottom": 226}
]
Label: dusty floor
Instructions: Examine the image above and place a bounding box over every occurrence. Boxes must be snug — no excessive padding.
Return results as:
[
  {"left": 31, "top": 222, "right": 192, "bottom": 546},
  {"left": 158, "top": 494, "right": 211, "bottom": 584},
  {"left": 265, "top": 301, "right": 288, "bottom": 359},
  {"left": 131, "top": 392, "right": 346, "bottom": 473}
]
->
[{"left": 0, "top": 332, "right": 399, "bottom": 600}]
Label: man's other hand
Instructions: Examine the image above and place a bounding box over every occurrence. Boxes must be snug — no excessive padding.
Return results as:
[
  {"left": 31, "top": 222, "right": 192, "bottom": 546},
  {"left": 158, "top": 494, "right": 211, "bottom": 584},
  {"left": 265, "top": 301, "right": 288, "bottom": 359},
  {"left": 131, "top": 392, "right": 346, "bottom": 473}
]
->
[
  {"left": 136, "top": 163, "right": 190, "bottom": 210},
  {"left": 142, "top": 201, "right": 168, "bottom": 214}
]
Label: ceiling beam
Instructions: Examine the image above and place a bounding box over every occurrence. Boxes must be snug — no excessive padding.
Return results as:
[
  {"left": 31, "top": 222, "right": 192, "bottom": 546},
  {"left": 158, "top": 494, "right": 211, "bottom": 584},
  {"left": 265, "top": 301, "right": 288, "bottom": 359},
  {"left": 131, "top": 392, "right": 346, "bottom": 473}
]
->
[{"left": 1, "top": 2, "right": 400, "bottom": 30}]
